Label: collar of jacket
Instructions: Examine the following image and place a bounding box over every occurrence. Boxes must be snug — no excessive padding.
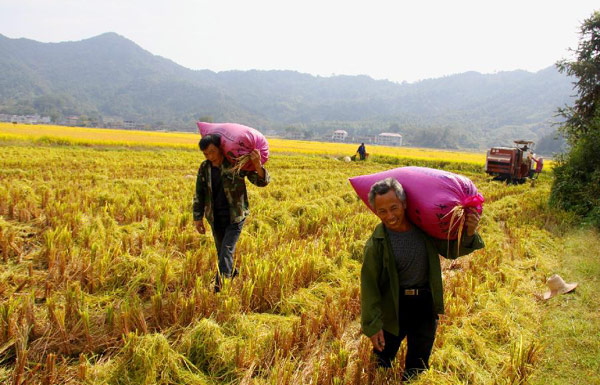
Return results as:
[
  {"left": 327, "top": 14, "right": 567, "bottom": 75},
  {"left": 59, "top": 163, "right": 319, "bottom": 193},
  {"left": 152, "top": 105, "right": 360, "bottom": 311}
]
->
[
  {"left": 209, "top": 157, "right": 232, "bottom": 169},
  {"left": 221, "top": 157, "right": 232, "bottom": 169},
  {"left": 372, "top": 222, "right": 386, "bottom": 239},
  {"left": 205, "top": 157, "right": 234, "bottom": 174},
  {"left": 371, "top": 221, "right": 425, "bottom": 239}
]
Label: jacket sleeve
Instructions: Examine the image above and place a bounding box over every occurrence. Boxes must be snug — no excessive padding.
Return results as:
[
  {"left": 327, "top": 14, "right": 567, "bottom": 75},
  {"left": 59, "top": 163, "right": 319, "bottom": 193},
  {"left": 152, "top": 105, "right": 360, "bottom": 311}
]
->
[
  {"left": 192, "top": 166, "right": 206, "bottom": 221},
  {"left": 432, "top": 231, "right": 485, "bottom": 259},
  {"left": 360, "top": 238, "right": 384, "bottom": 337},
  {"left": 244, "top": 167, "right": 270, "bottom": 187}
]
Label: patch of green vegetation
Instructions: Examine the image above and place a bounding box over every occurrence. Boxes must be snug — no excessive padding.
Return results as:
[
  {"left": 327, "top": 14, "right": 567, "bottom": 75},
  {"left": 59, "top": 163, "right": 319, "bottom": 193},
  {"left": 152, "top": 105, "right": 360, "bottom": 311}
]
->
[{"left": 531, "top": 229, "right": 600, "bottom": 385}]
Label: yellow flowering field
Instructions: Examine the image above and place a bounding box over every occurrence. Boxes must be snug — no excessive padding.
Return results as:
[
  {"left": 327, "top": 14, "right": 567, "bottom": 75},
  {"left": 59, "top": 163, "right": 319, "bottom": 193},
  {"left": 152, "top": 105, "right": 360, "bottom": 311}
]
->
[{"left": 0, "top": 122, "right": 485, "bottom": 164}]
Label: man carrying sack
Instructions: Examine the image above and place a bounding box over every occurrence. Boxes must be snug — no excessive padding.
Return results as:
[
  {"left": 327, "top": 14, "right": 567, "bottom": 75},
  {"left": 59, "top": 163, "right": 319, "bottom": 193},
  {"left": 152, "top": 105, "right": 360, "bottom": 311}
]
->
[
  {"left": 193, "top": 134, "right": 270, "bottom": 293},
  {"left": 360, "top": 177, "right": 484, "bottom": 381}
]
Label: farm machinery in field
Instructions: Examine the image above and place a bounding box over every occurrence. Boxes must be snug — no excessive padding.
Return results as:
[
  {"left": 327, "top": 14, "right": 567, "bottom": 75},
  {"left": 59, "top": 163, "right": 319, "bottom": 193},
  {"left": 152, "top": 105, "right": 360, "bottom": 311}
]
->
[{"left": 484, "top": 140, "right": 537, "bottom": 184}]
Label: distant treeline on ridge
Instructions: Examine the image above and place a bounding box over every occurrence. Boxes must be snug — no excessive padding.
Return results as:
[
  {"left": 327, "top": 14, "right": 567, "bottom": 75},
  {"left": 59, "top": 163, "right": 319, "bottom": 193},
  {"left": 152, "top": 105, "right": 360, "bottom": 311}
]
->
[{"left": 0, "top": 32, "right": 573, "bottom": 152}]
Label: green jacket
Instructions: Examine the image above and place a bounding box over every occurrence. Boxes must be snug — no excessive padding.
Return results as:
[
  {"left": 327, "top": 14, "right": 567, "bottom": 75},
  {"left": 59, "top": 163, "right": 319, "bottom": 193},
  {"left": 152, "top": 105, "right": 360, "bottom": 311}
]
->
[
  {"left": 360, "top": 222, "right": 484, "bottom": 337},
  {"left": 193, "top": 158, "right": 270, "bottom": 225}
]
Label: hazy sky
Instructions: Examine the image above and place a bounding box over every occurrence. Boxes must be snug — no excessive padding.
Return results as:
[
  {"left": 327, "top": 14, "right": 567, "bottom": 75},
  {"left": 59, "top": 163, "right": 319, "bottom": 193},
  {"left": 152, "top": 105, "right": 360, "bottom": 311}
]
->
[{"left": 1, "top": 0, "right": 598, "bottom": 83}]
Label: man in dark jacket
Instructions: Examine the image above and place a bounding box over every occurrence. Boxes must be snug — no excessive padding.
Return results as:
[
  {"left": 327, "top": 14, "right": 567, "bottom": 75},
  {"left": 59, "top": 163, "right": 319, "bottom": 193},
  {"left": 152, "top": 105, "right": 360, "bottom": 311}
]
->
[
  {"left": 193, "top": 134, "right": 270, "bottom": 292},
  {"left": 361, "top": 177, "right": 484, "bottom": 381},
  {"left": 357, "top": 143, "right": 367, "bottom": 160}
]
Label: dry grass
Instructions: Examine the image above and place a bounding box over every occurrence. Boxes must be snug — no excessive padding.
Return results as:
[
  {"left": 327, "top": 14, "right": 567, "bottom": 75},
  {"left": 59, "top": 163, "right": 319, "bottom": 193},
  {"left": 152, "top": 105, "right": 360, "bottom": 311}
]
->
[{"left": 0, "top": 129, "right": 588, "bottom": 384}]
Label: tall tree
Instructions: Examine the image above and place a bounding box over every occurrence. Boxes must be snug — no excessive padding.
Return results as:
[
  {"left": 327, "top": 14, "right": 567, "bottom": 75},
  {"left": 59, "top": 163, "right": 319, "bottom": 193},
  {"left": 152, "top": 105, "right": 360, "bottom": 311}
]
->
[{"left": 551, "top": 10, "right": 600, "bottom": 227}]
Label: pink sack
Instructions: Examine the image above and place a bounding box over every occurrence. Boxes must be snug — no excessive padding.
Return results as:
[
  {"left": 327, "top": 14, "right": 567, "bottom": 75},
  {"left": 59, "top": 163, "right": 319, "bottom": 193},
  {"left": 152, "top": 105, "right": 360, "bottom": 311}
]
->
[
  {"left": 349, "top": 166, "right": 484, "bottom": 240},
  {"left": 197, "top": 122, "right": 269, "bottom": 171},
  {"left": 536, "top": 158, "right": 544, "bottom": 172}
]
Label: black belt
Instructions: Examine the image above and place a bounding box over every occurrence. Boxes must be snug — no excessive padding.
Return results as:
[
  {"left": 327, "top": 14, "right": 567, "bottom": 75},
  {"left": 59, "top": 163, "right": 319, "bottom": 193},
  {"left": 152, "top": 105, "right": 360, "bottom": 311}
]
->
[{"left": 401, "top": 287, "right": 430, "bottom": 296}]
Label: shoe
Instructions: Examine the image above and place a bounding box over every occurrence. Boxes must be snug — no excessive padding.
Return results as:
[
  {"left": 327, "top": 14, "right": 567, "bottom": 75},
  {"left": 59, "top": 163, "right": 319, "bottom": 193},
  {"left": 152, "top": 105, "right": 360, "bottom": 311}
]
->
[
  {"left": 214, "top": 272, "right": 222, "bottom": 293},
  {"left": 213, "top": 268, "right": 239, "bottom": 293}
]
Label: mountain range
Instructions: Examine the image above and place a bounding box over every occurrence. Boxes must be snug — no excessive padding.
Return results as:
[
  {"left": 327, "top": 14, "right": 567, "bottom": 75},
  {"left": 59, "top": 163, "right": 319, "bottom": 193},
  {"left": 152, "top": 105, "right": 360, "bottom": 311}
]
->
[{"left": 0, "top": 32, "right": 574, "bottom": 151}]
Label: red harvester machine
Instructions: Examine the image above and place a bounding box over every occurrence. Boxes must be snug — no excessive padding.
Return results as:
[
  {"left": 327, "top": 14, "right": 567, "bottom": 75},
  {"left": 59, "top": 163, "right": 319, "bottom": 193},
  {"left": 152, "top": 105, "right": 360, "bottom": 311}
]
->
[{"left": 484, "top": 140, "right": 535, "bottom": 184}]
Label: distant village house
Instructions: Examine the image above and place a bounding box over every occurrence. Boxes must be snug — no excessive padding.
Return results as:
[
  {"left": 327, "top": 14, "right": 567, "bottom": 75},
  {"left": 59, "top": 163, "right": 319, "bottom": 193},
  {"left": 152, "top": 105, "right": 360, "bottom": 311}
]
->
[
  {"left": 376, "top": 132, "right": 403, "bottom": 146},
  {"left": 63, "top": 116, "right": 80, "bottom": 126},
  {"left": 0, "top": 114, "right": 51, "bottom": 124},
  {"left": 332, "top": 129, "right": 348, "bottom": 142},
  {"left": 123, "top": 120, "right": 137, "bottom": 129},
  {"left": 102, "top": 118, "right": 144, "bottom": 130}
]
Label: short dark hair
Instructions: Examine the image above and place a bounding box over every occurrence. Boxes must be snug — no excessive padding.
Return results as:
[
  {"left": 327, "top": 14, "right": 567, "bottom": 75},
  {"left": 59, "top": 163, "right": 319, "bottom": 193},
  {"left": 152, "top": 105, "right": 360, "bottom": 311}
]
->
[
  {"left": 199, "top": 134, "right": 221, "bottom": 151},
  {"left": 368, "top": 177, "right": 406, "bottom": 208}
]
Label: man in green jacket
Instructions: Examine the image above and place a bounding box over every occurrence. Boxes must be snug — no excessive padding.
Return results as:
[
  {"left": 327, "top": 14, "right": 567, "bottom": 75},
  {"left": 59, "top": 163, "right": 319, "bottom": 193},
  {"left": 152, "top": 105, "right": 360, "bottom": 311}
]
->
[
  {"left": 361, "top": 177, "right": 484, "bottom": 381},
  {"left": 193, "top": 134, "right": 270, "bottom": 292}
]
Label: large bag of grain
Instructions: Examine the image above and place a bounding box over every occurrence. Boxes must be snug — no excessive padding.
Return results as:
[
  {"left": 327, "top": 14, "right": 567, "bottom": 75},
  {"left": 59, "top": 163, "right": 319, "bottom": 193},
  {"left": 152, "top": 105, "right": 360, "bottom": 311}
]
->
[
  {"left": 196, "top": 122, "right": 269, "bottom": 171},
  {"left": 349, "top": 166, "right": 484, "bottom": 240}
]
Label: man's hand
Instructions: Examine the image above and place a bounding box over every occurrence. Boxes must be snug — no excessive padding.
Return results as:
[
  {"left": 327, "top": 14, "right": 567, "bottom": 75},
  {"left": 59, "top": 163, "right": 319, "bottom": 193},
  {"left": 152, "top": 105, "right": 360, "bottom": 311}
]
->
[
  {"left": 465, "top": 209, "right": 481, "bottom": 236},
  {"left": 249, "top": 149, "right": 265, "bottom": 178},
  {"left": 369, "top": 329, "right": 385, "bottom": 352},
  {"left": 194, "top": 220, "right": 206, "bottom": 234},
  {"left": 249, "top": 149, "right": 262, "bottom": 169}
]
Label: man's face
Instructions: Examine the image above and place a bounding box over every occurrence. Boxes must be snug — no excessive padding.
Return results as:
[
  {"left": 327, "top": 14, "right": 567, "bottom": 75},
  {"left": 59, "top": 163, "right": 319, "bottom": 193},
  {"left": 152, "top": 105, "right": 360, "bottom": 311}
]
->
[
  {"left": 202, "top": 144, "right": 224, "bottom": 166},
  {"left": 374, "top": 190, "right": 407, "bottom": 232}
]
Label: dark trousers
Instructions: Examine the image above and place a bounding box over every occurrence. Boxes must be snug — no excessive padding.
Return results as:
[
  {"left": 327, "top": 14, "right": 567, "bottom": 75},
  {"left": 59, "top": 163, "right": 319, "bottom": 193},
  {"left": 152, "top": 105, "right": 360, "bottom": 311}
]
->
[
  {"left": 374, "top": 291, "right": 438, "bottom": 381},
  {"left": 211, "top": 215, "right": 245, "bottom": 281}
]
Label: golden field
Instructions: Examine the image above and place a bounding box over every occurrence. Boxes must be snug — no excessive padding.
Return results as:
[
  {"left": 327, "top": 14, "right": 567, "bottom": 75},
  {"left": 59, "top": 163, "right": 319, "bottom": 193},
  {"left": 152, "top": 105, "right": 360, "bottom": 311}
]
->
[
  {"left": 0, "top": 124, "right": 596, "bottom": 384},
  {"left": 0, "top": 122, "right": 486, "bottom": 164}
]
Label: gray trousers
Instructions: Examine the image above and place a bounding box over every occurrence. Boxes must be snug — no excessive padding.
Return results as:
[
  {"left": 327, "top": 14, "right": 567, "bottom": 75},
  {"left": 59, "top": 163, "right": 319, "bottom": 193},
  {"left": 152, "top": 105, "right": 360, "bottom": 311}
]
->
[{"left": 211, "top": 215, "right": 245, "bottom": 278}]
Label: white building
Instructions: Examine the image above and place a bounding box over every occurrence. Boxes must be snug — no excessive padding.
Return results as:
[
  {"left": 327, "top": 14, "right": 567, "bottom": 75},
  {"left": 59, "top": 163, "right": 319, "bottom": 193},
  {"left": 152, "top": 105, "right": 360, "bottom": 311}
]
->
[
  {"left": 123, "top": 120, "right": 137, "bottom": 129},
  {"left": 123, "top": 120, "right": 146, "bottom": 130},
  {"left": 64, "top": 116, "right": 79, "bottom": 126},
  {"left": 332, "top": 130, "right": 348, "bottom": 142},
  {"left": 1, "top": 114, "right": 51, "bottom": 124},
  {"left": 376, "top": 133, "right": 403, "bottom": 146},
  {"left": 103, "top": 117, "right": 124, "bottom": 129}
]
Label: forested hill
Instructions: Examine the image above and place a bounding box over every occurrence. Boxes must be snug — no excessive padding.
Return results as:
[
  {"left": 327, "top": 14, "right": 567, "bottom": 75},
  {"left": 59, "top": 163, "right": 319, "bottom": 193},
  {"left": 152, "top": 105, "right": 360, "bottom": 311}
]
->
[{"left": 0, "top": 32, "right": 573, "bottom": 150}]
